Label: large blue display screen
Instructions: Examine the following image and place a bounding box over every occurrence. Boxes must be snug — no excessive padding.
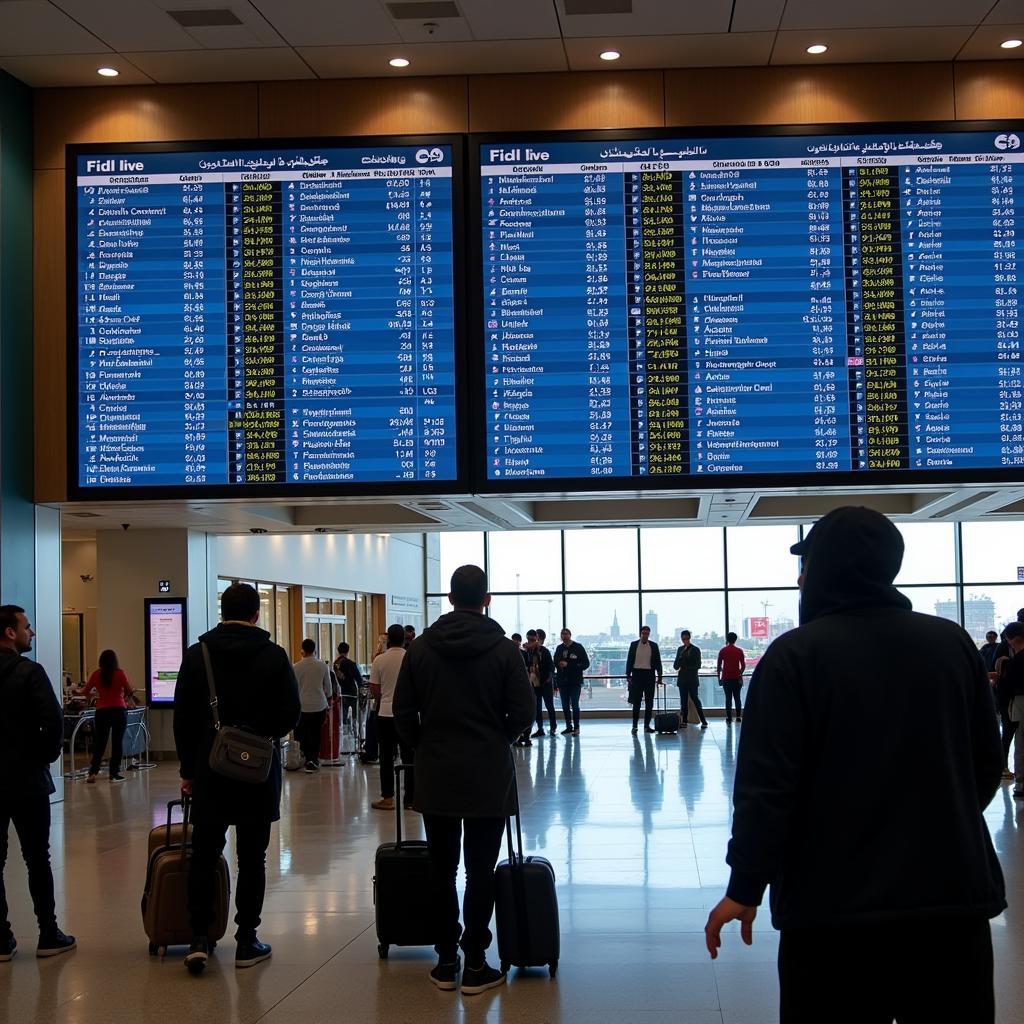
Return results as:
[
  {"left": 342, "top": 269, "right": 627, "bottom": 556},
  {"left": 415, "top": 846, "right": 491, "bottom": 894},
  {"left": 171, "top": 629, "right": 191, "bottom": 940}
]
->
[
  {"left": 72, "top": 140, "right": 459, "bottom": 493},
  {"left": 479, "top": 128, "right": 1024, "bottom": 483}
]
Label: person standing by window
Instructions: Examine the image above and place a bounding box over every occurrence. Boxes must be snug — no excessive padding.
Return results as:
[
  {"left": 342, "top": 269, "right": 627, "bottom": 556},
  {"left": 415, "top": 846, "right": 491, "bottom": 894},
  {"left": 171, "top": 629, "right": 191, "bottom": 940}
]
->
[
  {"left": 370, "top": 624, "right": 415, "bottom": 812},
  {"left": 293, "top": 639, "right": 332, "bottom": 774},
  {"left": 717, "top": 633, "right": 746, "bottom": 725},
  {"left": 553, "top": 628, "right": 589, "bottom": 736},
  {"left": 675, "top": 630, "right": 708, "bottom": 729},
  {"left": 626, "top": 626, "right": 662, "bottom": 735},
  {"left": 86, "top": 649, "right": 135, "bottom": 783}
]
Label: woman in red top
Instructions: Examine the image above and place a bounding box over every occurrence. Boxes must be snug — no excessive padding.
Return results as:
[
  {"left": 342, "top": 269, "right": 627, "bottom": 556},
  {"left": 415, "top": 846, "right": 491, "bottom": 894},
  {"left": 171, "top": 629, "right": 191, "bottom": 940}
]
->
[
  {"left": 716, "top": 632, "right": 746, "bottom": 725},
  {"left": 86, "top": 650, "right": 135, "bottom": 783}
]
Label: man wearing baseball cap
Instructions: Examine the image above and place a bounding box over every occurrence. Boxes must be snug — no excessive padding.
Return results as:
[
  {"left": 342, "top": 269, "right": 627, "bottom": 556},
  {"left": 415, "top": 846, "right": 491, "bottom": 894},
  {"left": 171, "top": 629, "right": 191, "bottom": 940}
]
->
[{"left": 704, "top": 506, "right": 1005, "bottom": 1022}]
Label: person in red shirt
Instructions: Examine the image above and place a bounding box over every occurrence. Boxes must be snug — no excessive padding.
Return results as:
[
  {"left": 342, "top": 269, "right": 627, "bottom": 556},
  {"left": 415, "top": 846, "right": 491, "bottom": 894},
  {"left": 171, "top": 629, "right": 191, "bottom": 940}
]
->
[
  {"left": 86, "top": 650, "right": 135, "bottom": 783},
  {"left": 717, "top": 633, "right": 746, "bottom": 725}
]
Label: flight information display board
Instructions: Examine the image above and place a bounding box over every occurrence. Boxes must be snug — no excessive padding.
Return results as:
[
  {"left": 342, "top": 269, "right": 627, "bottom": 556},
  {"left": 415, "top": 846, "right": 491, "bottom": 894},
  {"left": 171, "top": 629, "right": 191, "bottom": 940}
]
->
[
  {"left": 70, "top": 138, "right": 461, "bottom": 496},
  {"left": 478, "top": 126, "right": 1024, "bottom": 486}
]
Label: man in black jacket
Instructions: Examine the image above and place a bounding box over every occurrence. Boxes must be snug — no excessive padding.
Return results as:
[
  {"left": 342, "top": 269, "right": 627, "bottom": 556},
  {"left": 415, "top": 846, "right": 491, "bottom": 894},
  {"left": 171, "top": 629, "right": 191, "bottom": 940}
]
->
[
  {"left": 527, "top": 629, "right": 557, "bottom": 738},
  {"left": 174, "top": 583, "right": 300, "bottom": 975},
  {"left": 394, "top": 564, "right": 534, "bottom": 995},
  {"left": 704, "top": 508, "right": 1005, "bottom": 1023},
  {"left": 553, "top": 628, "right": 590, "bottom": 735},
  {"left": 674, "top": 630, "right": 707, "bottom": 729},
  {"left": 625, "top": 626, "right": 662, "bottom": 734},
  {"left": 0, "top": 605, "right": 75, "bottom": 961}
]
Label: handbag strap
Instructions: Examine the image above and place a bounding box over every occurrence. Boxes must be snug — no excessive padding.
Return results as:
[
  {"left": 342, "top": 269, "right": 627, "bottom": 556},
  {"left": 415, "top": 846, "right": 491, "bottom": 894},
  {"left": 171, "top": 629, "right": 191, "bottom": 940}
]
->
[{"left": 200, "top": 642, "right": 221, "bottom": 731}]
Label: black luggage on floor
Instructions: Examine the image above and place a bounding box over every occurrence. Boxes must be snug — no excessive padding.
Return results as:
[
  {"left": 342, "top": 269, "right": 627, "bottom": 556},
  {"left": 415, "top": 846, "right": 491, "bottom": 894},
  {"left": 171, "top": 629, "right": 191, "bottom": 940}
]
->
[
  {"left": 654, "top": 681, "right": 680, "bottom": 735},
  {"left": 372, "top": 764, "right": 435, "bottom": 959},
  {"left": 494, "top": 763, "right": 560, "bottom": 977}
]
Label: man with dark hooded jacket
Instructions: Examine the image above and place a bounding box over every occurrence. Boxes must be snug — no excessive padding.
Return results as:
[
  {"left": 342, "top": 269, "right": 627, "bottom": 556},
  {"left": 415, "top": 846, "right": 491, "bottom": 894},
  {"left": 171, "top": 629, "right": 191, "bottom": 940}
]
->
[
  {"left": 174, "top": 583, "right": 300, "bottom": 975},
  {"left": 394, "top": 564, "right": 535, "bottom": 995},
  {"left": 704, "top": 507, "right": 1005, "bottom": 1023}
]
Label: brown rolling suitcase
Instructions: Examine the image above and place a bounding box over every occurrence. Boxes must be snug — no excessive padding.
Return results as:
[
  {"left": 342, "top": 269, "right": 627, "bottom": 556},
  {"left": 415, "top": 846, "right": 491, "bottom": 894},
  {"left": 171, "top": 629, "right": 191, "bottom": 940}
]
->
[{"left": 141, "top": 798, "right": 230, "bottom": 957}]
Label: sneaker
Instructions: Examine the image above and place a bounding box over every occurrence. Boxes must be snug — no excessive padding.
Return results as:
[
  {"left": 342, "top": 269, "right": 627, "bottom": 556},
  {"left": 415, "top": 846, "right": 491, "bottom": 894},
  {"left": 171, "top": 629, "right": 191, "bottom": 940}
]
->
[
  {"left": 644, "top": 726, "right": 655, "bottom": 733},
  {"left": 561, "top": 727, "right": 573, "bottom": 735},
  {"left": 185, "top": 936, "right": 209, "bottom": 974},
  {"left": 631, "top": 727, "right": 638, "bottom": 735},
  {"left": 304, "top": 763, "right": 316, "bottom": 773},
  {"left": 0, "top": 934, "right": 16, "bottom": 962},
  {"left": 725, "top": 718, "right": 733, "bottom": 725},
  {"left": 549, "top": 729, "right": 558, "bottom": 737},
  {"left": 461, "top": 961, "right": 506, "bottom": 995},
  {"left": 531, "top": 730, "right": 545, "bottom": 738},
  {"left": 736, "top": 715, "right": 743, "bottom": 722},
  {"left": 371, "top": 797, "right": 395, "bottom": 810},
  {"left": 572, "top": 729, "right": 580, "bottom": 736},
  {"left": 429, "top": 955, "right": 461, "bottom": 991},
  {"left": 85, "top": 774, "right": 97, "bottom": 784},
  {"left": 235, "top": 939, "right": 272, "bottom": 968},
  {"left": 700, "top": 722, "right": 709, "bottom": 730},
  {"left": 36, "top": 929, "right": 76, "bottom": 958},
  {"left": 109, "top": 775, "right": 125, "bottom": 783}
]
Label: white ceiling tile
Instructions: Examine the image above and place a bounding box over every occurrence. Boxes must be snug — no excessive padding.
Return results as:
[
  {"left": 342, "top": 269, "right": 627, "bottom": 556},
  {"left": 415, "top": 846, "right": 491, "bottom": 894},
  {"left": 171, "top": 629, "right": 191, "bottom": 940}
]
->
[
  {"left": 781, "top": 0, "right": 993, "bottom": 30},
  {"left": 391, "top": 10, "right": 474, "bottom": 44},
  {"left": 772, "top": 25, "right": 975, "bottom": 63},
  {"left": 565, "top": 32, "right": 774, "bottom": 70},
  {"left": 49, "top": 0, "right": 202, "bottom": 51},
  {"left": 122, "top": 46, "right": 315, "bottom": 82},
  {"left": 958, "top": 23, "right": 1024, "bottom": 58},
  {"left": 985, "top": 0, "right": 1024, "bottom": 24},
  {"left": 245, "top": 0, "right": 401, "bottom": 46},
  {"left": 182, "top": 24, "right": 283, "bottom": 48},
  {"left": 299, "top": 38, "right": 567, "bottom": 77},
  {"left": 0, "top": 0, "right": 110, "bottom": 56},
  {"left": 730, "top": 0, "right": 786, "bottom": 33},
  {"left": 0, "top": 52, "right": 153, "bottom": 87},
  {"left": 460, "top": 0, "right": 561, "bottom": 40},
  {"left": 558, "top": 0, "right": 733, "bottom": 38}
]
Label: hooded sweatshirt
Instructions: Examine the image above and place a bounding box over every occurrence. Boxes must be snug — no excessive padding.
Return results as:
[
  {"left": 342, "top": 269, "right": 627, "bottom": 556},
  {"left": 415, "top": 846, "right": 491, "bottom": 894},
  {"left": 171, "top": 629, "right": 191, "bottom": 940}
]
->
[
  {"left": 726, "top": 507, "right": 1005, "bottom": 929},
  {"left": 173, "top": 622, "right": 301, "bottom": 824},
  {"left": 393, "top": 609, "right": 535, "bottom": 818}
]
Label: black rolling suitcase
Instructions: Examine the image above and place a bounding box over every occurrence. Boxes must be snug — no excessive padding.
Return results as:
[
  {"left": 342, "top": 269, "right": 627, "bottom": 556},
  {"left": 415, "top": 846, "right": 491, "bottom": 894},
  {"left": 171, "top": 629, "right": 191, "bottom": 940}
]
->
[
  {"left": 372, "top": 764, "right": 435, "bottom": 959},
  {"left": 654, "top": 680, "right": 680, "bottom": 735},
  {"left": 494, "top": 765, "right": 560, "bottom": 977}
]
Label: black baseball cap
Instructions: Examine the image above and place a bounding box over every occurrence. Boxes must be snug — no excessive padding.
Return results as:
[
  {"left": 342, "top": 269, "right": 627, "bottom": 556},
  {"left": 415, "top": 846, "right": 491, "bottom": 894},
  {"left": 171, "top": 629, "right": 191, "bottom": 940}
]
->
[{"left": 790, "top": 506, "right": 903, "bottom": 565}]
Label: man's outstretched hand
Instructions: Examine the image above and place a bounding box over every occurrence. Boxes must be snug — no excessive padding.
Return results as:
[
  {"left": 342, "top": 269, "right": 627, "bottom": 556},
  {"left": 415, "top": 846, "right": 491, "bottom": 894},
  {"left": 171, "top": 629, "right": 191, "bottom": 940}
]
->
[{"left": 704, "top": 896, "right": 757, "bottom": 959}]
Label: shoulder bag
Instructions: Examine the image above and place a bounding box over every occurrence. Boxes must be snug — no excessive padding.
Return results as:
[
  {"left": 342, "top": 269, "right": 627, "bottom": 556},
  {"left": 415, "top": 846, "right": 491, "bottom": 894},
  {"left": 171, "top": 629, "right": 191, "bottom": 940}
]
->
[{"left": 202, "top": 642, "right": 274, "bottom": 783}]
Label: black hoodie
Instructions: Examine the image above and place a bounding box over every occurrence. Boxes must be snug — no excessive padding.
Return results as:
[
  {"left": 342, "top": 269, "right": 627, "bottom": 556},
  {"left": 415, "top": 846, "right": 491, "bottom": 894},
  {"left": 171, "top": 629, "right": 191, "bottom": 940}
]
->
[
  {"left": 173, "top": 622, "right": 300, "bottom": 824},
  {"left": 726, "top": 507, "right": 1005, "bottom": 929},
  {"left": 393, "top": 609, "right": 535, "bottom": 818}
]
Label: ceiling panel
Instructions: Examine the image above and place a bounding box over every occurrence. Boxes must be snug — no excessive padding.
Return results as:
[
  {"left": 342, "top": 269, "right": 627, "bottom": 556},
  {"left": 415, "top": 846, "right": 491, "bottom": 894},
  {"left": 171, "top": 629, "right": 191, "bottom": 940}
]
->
[
  {"left": 729, "top": 0, "right": 786, "bottom": 33},
  {"left": 123, "top": 46, "right": 315, "bottom": 82},
  {"left": 391, "top": 14, "right": 474, "bottom": 43},
  {"left": 460, "top": 0, "right": 561, "bottom": 40},
  {"left": 50, "top": 0, "right": 203, "bottom": 51},
  {"left": 246, "top": 0, "right": 401, "bottom": 46},
  {"left": 566, "top": 32, "right": 774, "bottom": 71},
  {"left": 986, "top": 0, "right": 1024, "bottom": 23},
  {"left": 0, "top": 52, "right": 153, "bottom": 87},
  {"left": 772, "top": 26, "right": 975, "bottom": 64},
  {"left": 0, "top": 0, "right": 110, "bottom": 56},
  {"left": 557, "top": 0, "right": 734, "bottom": 38},
  {"left": 299, "top": 38, "right": 568, "bottom": 77},
  {"left": 958, "top": 23, "right": 1024, "bottom": 58},
  {"left": 780, "top": 0, "right": 993, "bottom": 30}
]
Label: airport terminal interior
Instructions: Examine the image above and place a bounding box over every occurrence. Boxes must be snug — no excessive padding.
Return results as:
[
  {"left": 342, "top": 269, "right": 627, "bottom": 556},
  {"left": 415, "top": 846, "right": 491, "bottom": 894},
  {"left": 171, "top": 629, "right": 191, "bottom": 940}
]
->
[{"left": 7, "top": 0, "right": 1024, "bottom": 1020}]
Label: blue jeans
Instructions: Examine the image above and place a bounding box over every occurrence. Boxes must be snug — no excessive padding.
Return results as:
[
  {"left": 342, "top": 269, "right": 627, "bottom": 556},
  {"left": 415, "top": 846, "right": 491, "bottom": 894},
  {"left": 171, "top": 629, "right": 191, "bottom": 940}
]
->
[{"left": 560, "top": 681, "right": 582, "bottom": 730}]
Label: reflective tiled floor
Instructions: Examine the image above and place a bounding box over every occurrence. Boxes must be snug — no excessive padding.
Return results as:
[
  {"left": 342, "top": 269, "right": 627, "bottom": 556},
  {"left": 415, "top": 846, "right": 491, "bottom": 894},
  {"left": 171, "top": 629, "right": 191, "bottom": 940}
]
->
[{"left": 5, "top": 721, "right": 1024, "bottom": 1023}]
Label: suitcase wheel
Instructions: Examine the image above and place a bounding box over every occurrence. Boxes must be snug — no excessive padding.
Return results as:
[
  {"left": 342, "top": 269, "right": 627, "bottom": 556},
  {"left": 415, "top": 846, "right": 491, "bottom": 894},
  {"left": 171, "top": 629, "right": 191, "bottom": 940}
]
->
[
  {"left": 378, "top": 943, "right": 389, "bottom": 960},
  {"left": 549, "top": 960, "right": 558, "bottom": 977}
]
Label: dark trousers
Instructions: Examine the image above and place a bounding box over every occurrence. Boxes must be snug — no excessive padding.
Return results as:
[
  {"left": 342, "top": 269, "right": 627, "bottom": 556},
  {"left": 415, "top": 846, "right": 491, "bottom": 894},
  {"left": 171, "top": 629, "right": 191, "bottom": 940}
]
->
[
  {"left": 188, "top": 817, "right": 272, "bottom": 942},
  {"left": 89, "top": 707, "right": 128, "bottom": 777},
  {"left": 630, "top": 670, "right": 656, "bottom": 728},
  {"left": 679, "top": 679, "right": 708, "bottom": 725},
  {"left": 423, "top": 814, "right": 506, "bottom": 965},
  {"left": 560, "top": 680, "right": 582, "bottom": 730},
  {"left": 723, "top": 679, "right": 743, "bottom": 718},
  {"left": 377, "top": 716, "right": 414, "bottom": 801},
  {"left": 778, "top": 917, "right": 994, "bottom": 1023},
  {"left": 297, "top": 708, "right": 326, "bottom": 765},
  {"left": 0, "top": 795, "right": 57, "bottom": 938},
  {"left": 1000, "top": 706, "right": 1016, "bottom": 765},
  {"left": 535, "top": 683, "right": 557, "bottom": 731}
]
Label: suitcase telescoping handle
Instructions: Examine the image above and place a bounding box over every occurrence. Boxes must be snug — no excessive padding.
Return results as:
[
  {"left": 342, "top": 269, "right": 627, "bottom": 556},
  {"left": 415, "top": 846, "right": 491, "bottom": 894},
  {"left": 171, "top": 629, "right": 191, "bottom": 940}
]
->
[
  {"left": 165, "top": 796, "right": 191, "bottom": 861},
  {"left": 394, "top": 764, "right": 411, "bottom": 846},
  {"left": 505, "top": 750, "right": 525, "bottom": 864}
]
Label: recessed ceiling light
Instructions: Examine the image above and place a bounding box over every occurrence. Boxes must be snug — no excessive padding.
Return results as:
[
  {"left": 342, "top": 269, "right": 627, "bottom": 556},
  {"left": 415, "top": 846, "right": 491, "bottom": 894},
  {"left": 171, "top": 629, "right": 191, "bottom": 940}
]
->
[
  {"left": 389, "top": 57, "right": 410, "bottom": 67},
  {"left": 1001, "top": 38, "right": 1023, "bottom": 49},
  {"left": 805, "top": 44, "right": 828, "bottom": 55},
  {"left": 97, "top": 66, "right": 120, "bottom": 77},
  {"left": 599, "top": 50, "right": 621, "bottom": 61}
]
